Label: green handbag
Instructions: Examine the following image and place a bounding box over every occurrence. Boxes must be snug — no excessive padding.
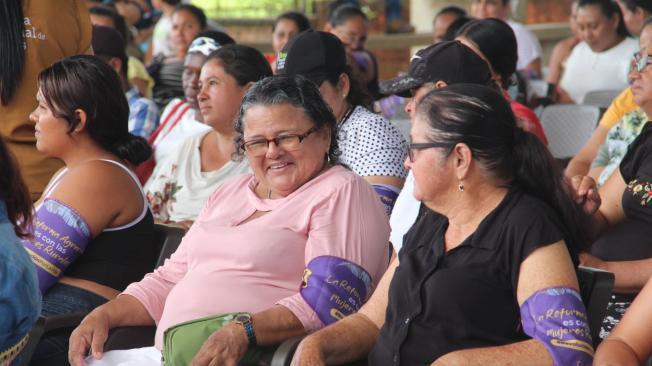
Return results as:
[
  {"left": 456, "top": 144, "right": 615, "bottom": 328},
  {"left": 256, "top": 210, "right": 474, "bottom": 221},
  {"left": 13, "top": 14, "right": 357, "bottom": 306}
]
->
[{"left": 162, "top": 312, "right": 276, "bottom": 366}]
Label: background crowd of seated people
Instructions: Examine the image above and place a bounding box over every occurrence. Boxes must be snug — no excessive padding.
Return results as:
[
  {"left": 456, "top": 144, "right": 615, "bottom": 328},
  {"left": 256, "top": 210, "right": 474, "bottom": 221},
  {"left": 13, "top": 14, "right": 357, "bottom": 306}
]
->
[
  {"left": 144, "top": 45, "right": 272, "bottom": 227},
  {"left": 6, "top": 0, "right": 652, "bottom": 364},
  {"left": 140, "top": 30, "right": 234, "bottom": 182},
  {"left": 558, "top": 0, "right": 637, "bottom": 104},
  {"left": 68, "top": 75, "right": 391, "bottom": 366},
  {"left": 575, "top": 19, "right": 652, "bottom": 188},
  {"left": 566, "top": 0, "right": 652, "bottom": 178},
  {"left": 267, "top": 11, "right": 312, "bottom": 72},
  {"left": 455, "top": 18, "right": 548, "bottom": 144},
  {"left": 148, "top": 4, "right": 206, "bottom": 109},
  {"left": 278, "top": 31, "right": 408, "bottom": 214}
]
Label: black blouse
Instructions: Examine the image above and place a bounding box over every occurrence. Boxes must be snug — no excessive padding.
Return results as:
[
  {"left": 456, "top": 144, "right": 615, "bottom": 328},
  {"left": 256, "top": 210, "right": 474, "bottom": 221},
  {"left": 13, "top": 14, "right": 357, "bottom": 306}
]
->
[
  {"left": 592, "top": 123, "right": 652, "bottom": 262},
  {"left": 369, "top": 190, "right": 569, "bottom": 365}
]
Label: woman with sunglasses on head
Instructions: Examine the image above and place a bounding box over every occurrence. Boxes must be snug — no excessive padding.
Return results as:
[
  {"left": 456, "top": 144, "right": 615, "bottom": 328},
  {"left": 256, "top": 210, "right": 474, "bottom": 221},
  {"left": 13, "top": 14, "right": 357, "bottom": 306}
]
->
[
  {"left": 69, "top": 75, "right": 390, "bottom": 366},
  {"left": 144, "top": 44, "right": 269, "bottom": 228},
  {"left": 136, "top": 31, "right": 234, "bottom": 183},
  {"left": 293, "top": 83, "right": 592, "bottom": 365},
  {"left": 572, "top": 25, "right": 652, "bottom": 341}
]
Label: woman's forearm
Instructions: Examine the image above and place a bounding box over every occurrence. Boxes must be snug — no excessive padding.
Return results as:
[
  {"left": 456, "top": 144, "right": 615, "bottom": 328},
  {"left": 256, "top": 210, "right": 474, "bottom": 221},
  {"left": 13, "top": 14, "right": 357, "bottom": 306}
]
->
[
  {"left": 433, "top": 339, "right": 552, "bottom": 366},
  {"left": 594, "top": 338, "right": 642, "bottom": 366},
  {"left": 604, "top": 258, "right": 652, "bottom": 294},
  {"left": 251, "top": 305, "right": 307, "bottom": 346},
  {"left": 96, "top": 294, "right": 155, "bottom": 328},
  {"left": 309, "top": 313, "right": 380, "bottom": 364}
]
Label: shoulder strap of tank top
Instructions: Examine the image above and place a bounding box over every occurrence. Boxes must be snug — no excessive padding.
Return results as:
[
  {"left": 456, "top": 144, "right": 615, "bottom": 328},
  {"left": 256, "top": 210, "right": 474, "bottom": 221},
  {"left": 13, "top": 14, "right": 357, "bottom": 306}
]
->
[{"left": 95, "top": 159, "right": 150, "bottom": 232}]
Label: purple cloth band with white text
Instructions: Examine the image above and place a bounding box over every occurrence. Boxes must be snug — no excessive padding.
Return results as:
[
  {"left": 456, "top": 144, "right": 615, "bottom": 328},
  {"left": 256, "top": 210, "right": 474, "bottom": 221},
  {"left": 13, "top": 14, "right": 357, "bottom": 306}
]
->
[
  {"left": 21, "top": 199, "right": 91, "bottom": 294},
  {"left": 300, "top": 256, "right": 372, "bottom": 326},
  {"left": 520, "top": 287, "right": 594, "bottom": 366},
  {"left": 373, "top": 184, "right": 400, "bottom": 216}
]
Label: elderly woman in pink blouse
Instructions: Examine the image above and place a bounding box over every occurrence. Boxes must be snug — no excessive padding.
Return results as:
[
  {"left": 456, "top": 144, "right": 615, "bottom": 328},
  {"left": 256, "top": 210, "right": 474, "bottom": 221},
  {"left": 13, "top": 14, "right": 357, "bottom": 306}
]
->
[{"left": 68, "top": 75, "right": 390, "bottom": 366}]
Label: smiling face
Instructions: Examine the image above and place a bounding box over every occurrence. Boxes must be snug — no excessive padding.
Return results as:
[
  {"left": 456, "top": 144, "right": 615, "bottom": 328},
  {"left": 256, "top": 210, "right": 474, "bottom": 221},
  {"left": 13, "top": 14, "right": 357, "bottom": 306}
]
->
[
  {"left": 29, "top": 89, "right": 74, "bottom": 157},
  {"left": 171, "top": 10, "right": 203, "bottom": 57},
  {"left": 273, "top": 18, "right": 301, "bottom": 54},
  {"left": 196, "top": 59, "right": 248, "bottom": 132},
  {"left": 242, "top": 103, "right": 331, "bottom": 198},
  {"left": 576, "top": 4, "right": 620, "bottom": 52}
]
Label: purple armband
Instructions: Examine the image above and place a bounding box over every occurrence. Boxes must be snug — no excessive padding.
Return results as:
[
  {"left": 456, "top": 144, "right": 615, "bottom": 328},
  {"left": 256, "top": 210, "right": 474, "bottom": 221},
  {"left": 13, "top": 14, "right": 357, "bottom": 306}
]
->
[
  {"left": 21, "top": 199, "right": 91, "bottom": 294},
  {"left": 300, "top": 256, "right": 372, "bottom": 326},
  {"left": 373, "top": 184, "right": 400, "bottom": 216},
  {"left": 520, "top": 287, "right": 593, "bottom": 366}
]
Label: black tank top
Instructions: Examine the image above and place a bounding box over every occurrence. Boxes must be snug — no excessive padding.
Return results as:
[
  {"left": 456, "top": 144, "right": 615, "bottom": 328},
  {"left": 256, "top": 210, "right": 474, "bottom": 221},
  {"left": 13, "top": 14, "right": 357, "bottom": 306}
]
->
[{"left": 42, "top": 160, "right": 157, "bottom": 291}]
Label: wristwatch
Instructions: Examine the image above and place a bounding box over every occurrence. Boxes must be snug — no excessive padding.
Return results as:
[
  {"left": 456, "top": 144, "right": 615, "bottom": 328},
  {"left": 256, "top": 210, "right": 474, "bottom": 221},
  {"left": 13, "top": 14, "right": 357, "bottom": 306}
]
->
[{"left": 234, "top": 313, "right": 257, "bottom": 347}]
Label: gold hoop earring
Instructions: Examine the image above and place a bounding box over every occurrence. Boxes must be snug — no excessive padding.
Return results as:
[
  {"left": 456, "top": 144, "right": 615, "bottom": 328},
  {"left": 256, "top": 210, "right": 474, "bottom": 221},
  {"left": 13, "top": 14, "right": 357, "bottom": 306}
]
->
[{"left": 458, "top": 182, "right": 464, "bottom": 192}]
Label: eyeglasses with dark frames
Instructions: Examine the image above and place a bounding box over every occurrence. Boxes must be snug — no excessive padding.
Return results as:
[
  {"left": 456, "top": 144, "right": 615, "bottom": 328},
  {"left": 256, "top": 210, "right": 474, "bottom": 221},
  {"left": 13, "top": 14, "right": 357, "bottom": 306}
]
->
[
  {"left": 242, "top": 126, "right": 320, "bottom": 157},
  {"left": 407, "top": 142, "right": 449, "bottom": 162}
]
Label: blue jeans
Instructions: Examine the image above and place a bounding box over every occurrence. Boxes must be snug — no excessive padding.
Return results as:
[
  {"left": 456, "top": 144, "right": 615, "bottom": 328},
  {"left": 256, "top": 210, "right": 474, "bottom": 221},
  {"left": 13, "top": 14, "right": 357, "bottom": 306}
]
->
[{"left": 29, "top": 283, "right": 108, "bottom": 366}]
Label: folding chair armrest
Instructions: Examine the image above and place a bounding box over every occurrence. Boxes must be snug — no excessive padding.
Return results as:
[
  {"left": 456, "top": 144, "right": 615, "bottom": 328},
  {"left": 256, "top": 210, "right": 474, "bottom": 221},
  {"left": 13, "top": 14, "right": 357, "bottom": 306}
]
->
[{"left": 270, "top": 336, "right": 305, "bottom": 366}]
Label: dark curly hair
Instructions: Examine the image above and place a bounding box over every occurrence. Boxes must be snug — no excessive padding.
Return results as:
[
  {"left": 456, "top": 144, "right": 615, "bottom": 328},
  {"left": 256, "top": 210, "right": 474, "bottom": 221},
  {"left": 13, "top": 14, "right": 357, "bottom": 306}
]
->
[{"left": 233, "top": 75, "right": 341, "bottom": 165}]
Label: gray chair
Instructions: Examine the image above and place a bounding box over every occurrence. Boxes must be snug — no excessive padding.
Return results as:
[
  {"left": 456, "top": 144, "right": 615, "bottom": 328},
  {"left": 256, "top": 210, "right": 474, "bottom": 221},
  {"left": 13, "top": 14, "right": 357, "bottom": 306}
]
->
[
  {"left": 540, "top": 104, "right": 601, "bottom": 159},
  {"left": 583, "top": 89, "right": 621, "bottom": 109},
  {"left": 19, "top": 224, "right": 186, "bottom": 365}
]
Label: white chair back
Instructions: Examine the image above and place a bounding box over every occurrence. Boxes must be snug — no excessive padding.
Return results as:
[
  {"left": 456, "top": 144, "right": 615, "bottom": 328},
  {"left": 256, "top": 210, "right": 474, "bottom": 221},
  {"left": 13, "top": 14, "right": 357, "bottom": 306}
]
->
[
  {"left": 583, "top": 89, "right": 621, "bottom": 109},
  {"left": 540, "top": 105, "right": 601, "bottom": 159}
]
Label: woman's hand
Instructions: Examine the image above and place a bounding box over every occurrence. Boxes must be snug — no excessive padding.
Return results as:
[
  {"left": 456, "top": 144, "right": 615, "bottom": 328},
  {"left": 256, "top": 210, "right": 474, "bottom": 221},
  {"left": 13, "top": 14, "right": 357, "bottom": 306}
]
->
[
  {"left": 579, "top": 252, "right": 609, "bottom": 271},
  {"left": 570, "top": 175, "right": 601, "bottom": 215},
  {"left": 291, "top": 337, "right": 326, "bottom": 366},
  {"left": 68, "top": 310, "right": 112, "bottom": 366},
  {"left": 191, "top": 323, "right": 249, "bottom": 366}
]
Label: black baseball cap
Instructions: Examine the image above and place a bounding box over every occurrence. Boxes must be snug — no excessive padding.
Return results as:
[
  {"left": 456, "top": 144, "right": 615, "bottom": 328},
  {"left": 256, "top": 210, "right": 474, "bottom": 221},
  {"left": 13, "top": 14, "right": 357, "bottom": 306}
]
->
[
  {"left": 380, "top": 41, "right": 492, "bottom": 98},
  {"left": 91, "top": 25, "right": 127, "bottom": 60},
  {"left": 276, "top": 30, "right": 347, "bottom": 86}
]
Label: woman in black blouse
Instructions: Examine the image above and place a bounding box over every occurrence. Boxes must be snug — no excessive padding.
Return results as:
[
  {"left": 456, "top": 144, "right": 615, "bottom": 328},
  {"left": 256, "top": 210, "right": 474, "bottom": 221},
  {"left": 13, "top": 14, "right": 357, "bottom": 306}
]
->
[
  {"left": 291, "top": 84, "right": 592, "bottom": 365},
  {"left": 573, "top": 44, "right": 652, "bottom": 340}
]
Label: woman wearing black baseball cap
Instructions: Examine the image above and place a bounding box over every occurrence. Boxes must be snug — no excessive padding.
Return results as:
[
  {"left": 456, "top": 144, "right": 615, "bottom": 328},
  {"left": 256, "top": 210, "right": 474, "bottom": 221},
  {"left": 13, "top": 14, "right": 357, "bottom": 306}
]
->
[{"left": 277, "top": 30, "right": 408, "bottom": 215}]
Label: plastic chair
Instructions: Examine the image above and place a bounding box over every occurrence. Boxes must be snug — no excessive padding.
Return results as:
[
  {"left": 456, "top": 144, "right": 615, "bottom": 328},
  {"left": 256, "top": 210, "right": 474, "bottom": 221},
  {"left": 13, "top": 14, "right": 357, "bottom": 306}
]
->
[
  {"left": 540, "top": 105, "right": 601, "bottom": 159},
  {"left": 577, "top": 266, "right": 615, "bottom": 347},
  {"left": 19, "top": 224, "right": 186, "bottom": 365},
  {"left": 583, "top": 89, "right": 621, "bottom": 109}
]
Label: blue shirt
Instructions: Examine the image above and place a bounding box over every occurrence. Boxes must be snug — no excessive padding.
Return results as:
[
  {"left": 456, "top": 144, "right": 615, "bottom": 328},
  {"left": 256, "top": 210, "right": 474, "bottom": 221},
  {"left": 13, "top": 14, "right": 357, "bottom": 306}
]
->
[
  {"left": 0, "top": 201, "right": 41, "bottom": 358},
  {"left": 126, "top": 87, "right": 160, "bottom": 139}
]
